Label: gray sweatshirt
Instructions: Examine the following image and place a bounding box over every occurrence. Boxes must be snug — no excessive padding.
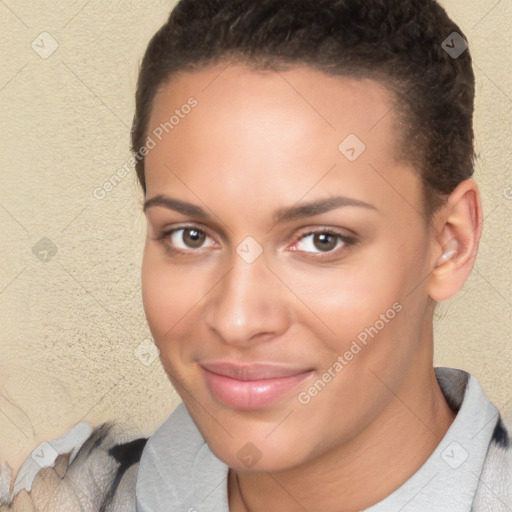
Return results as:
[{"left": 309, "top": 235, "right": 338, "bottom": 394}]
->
[
  {"left": 135, "top": 367, "right": 512, "bottom": 511},
  {"left": 2, "top": 367, "right": 510, "bottom": 511}
]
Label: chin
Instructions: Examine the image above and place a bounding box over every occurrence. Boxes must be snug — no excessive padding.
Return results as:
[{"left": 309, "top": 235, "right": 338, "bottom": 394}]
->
[{"left": 214, "top": 441, "right": 304, "bottom": 473}]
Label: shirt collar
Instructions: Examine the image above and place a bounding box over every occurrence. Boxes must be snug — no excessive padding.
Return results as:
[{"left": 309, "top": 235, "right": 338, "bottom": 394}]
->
[
  {"left": 364, "top": 367, "right": 499, "bottom": 511},
  {"left": 136, "top": 367, "right": 499, "bottom": 512},
  {"left": 136, "top": 401, "right": 229, "bottom": 511}
]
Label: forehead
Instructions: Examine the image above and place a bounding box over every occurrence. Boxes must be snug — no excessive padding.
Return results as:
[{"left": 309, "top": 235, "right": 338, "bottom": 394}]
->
[
  {"left": 144, "top": 63, "right": 421, "bottom": 218},
  {"left": 149, "top": 63, "right": 398, "bottom": 144}
]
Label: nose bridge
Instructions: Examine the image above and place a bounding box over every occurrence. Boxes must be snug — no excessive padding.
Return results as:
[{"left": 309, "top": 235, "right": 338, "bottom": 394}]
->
[{"left": 205, "top": 247, "right": 288, "bottom": 344}]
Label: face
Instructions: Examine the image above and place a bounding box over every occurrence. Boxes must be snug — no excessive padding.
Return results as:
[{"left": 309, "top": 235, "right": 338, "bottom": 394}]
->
[{"left": 141, "top": 63, "right": 437, "bottom": 471}]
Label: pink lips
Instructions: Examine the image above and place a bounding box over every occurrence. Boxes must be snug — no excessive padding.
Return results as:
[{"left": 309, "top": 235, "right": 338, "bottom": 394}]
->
[{"left": 200, "top": 361, "right": 313, "bottom": 410}]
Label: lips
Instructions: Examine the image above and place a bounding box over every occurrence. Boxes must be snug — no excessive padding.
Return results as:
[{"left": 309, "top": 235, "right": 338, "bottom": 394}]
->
[{"left": 200, "top": 361, "right": 313, "bottom": 410}]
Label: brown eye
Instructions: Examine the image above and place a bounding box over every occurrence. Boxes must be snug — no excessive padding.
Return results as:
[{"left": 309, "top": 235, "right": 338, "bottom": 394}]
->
[
  {"left": 312, "top": 232, "right": 338, "bottom": 252},
  {"left": 163, "top": 227, "right": 213, "bottom": 252},
  {"left": 181, "top": 228, "right": 206, "bottom": 248},
  {"left": 293, "top": 229, "right": 354, "bottom": 256}
]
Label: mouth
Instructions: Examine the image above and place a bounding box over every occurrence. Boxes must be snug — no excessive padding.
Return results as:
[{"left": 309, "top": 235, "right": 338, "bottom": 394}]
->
[{"left": 199, "top": 361, "right": 314, "bottom": 410}]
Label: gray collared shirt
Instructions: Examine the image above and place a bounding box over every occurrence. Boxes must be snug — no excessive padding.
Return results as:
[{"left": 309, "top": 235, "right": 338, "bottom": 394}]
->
[{"left": 136, "top": 367, "right": 500, "bottom": 511}]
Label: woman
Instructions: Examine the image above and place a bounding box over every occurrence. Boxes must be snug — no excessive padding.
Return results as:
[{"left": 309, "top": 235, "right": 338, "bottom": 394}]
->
[{"left": 2, "top": 0, "right": 511, "bottom": 510}]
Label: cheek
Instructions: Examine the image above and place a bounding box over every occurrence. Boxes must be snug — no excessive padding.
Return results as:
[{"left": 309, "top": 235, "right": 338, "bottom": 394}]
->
[
  {"left": 277, "top": 260, "right": 404, "bottom": 343},
  {"left": 141, "top": 247, "right": 192, "bottom": 341},
  {"left": 140, "top": 246, "right": 220, "bottom": 345},
  {"left": 276, "top": 238, "right": 429, "bottom": 362}
]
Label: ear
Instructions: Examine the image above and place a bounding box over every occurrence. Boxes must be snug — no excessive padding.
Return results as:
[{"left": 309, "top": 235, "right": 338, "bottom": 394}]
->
[{"left": 427, "top": 179, "right": 483, "bottom": 302}]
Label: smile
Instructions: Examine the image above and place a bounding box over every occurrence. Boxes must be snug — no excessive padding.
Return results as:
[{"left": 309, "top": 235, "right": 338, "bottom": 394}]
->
[{"left": 200, "top": 362, "right": 314, "bottom": 410}]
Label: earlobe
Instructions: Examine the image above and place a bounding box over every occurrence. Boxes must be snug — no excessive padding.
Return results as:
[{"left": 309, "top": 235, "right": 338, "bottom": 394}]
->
[{"left": 428, "top": 179, "right": 483, "bottom": 302}]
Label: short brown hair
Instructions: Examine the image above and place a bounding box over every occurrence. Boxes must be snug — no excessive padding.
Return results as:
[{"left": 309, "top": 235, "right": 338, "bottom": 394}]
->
[{"left": 131, "top": 0, "right": 475, "bottom": 217}]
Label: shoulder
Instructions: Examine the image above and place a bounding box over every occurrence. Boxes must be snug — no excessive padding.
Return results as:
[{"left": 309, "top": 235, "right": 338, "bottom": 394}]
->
[
  {"left": 473, "top": 415, "right": 512, "bottom": 511},
  {"left": 1, "top": 422, "right": 147, "bottom": 512}
]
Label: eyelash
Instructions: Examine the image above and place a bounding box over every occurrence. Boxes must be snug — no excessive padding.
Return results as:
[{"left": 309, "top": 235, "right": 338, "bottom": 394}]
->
[{"left": 154, "top": 225, "right": 356, "bottom": 258}]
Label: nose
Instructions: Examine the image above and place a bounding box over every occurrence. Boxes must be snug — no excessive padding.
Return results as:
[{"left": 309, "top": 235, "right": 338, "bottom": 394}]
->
[{"left": 204, "top": 249, "right": 290, "bottom": 347}]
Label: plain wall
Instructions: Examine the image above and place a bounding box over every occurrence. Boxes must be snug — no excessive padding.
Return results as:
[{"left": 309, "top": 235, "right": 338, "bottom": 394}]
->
[{"left": 0, "top": 0, "right": 511, "bottom": 471}]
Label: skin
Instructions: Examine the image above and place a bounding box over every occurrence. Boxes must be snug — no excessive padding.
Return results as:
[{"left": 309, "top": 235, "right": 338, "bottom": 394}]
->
[{"left": 141, "top": 63, "right": 482, "bottom": 511}]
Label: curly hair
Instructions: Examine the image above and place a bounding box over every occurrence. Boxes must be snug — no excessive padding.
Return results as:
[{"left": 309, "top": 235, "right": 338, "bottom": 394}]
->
[{"left": 131, "top": 0, "right": 475, "bottom": 217}]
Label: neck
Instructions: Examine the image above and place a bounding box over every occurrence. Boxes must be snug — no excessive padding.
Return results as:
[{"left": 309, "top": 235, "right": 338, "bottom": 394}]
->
[{"left": 229, "top": 364, "right": 456, "bottom": 512}]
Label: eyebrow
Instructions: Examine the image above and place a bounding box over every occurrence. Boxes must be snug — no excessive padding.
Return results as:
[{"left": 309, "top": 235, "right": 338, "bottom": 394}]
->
[
  {"left": 143, "top": 195, "right": 208, "bottom": 217},
  {"left": 143, "top": 194, "right": 376, "bottom": 221},
  {"left": 273, "top": 196, "right": 376, "bottom": 222}
]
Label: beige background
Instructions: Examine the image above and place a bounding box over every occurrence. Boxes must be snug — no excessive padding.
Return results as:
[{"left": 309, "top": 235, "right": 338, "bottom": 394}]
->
[{"left": 0, "top": 1, "right": 510, "bottom": 471}]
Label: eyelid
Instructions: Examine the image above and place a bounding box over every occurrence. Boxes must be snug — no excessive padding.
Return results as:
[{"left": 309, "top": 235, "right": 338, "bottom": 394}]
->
[{"left": 159, "top": 221, "right": 216, "bottom": 238}]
